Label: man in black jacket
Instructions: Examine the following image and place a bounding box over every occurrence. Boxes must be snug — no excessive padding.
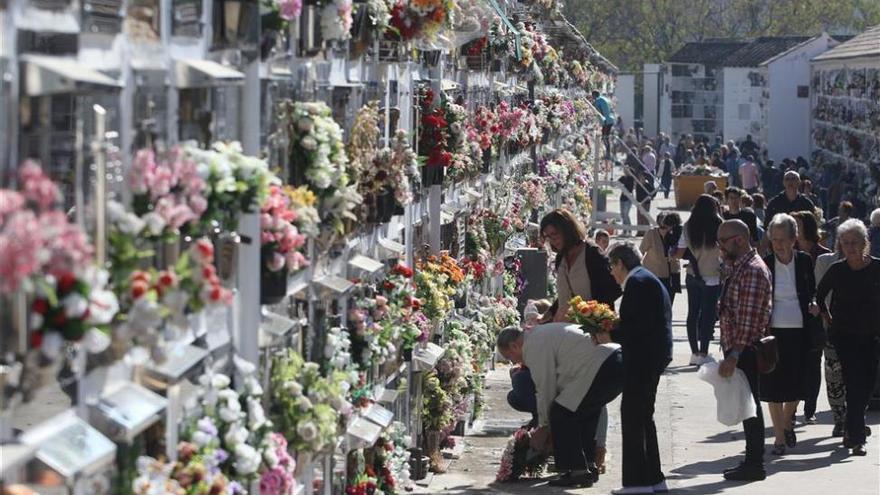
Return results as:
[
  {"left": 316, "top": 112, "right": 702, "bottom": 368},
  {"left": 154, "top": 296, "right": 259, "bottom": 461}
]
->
[{"left": 608, "top": 242, "right": 673, "bottom": 495}]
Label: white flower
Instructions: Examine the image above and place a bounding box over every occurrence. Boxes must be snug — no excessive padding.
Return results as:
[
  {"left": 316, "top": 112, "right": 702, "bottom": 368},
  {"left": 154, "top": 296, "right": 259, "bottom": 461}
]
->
[
  {"left": 297, "top": 421, "right": 318, "bottom": 442},
  {"left": 30, "top": 312, "right": 44, "bottom": 331},
  {"left": 247, "top": 397, "right": 268, "bottom": 429},
  {"left": 304, "top": 362, "right": 320, "bottom": 373},
  {"left": 233, "top": 443, "right": 262, "bottom": 475},
  {"left": 297, "top": 118, "right": 313, "bottom": 133},
  {"left": 83, "top": 328, "right": 111, "bottom": 353},
  {"left": 128, "top": 297, "right": 163, "bottom": 331},
  {"left": 285, "top": 381, "right": 303, "bottom": 396},
  {"left": 62, "top": 293, "right": 89, "bottom": 319},
  {"left": 224, "top": 422, "right": 250, "bottom": 446},
  {"left": 301, "top": 136, "right": 318, "bottom": 151},
  {"left": 244, "top": 376, "right": 263, "bottom": 396},
  {"left": 142, "top": 212, "right": 167, "bottom": 236},
  {"left": 41, "top": 331, "right": 64, "bottom": 359},
  {"left": 263, "top": 446, "right": 279, "bottom": 468},
  {"left": 297, "top": 396, "right": 313, "bottom": 411},
  {"left": 219, "top": 395, "right": 243, "bottom": 422},
  {"left": 200, "top": 372, "right": 231, "bottom": 390},
  {"left": 87, "top": 289, "right": 119, "bottom": 325},
  {"left": 191, "top": 430, "right": 213, "bottom": 447}
]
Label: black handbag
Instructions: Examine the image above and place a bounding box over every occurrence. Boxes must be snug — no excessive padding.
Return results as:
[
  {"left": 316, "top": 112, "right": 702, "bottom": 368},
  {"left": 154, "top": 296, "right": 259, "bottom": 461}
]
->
[{"left": 756, "top": 336, "right": 779, "bottom": 374}]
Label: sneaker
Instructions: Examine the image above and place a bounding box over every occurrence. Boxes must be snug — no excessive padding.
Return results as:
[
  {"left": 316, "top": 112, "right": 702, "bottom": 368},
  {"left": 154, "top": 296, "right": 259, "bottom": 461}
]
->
[
  {"left": 610, "top": 486, "right": 654, "bottom": 494},
  {"left": 653, "top": 480, "right": 670, "bottom": 493},
  {"left": 804, "top": 415, "right": 817, "bottom": 425},
  {"left": 723, "top": 464, "right": 766, "bottom": 482},
  {"left": 851, "top": 444, "right": 867, "bottom": 456},
  {"left": 689, "top": 353, "right": 701, "bottom": 365},
  {"left": 866, "top": 426, "right": 872, "bottom": 437}
]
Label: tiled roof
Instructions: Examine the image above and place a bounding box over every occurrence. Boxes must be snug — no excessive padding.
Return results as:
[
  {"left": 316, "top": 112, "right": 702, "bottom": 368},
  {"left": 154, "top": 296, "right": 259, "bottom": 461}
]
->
[
  {"left": 722, "top": 36, "right": 813, "bottom": 67},
  {"left": 666, "top": 41, "right": 748, "bottom": 65},
  {"left": 814, "top": 25, "right": 880, "bottom": 62}
]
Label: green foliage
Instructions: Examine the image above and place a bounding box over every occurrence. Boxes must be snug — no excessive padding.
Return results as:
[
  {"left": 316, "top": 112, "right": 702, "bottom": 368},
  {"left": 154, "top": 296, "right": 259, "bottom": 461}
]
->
[{"left": 564, "top": 0, "right": 880, "bottom": 71}]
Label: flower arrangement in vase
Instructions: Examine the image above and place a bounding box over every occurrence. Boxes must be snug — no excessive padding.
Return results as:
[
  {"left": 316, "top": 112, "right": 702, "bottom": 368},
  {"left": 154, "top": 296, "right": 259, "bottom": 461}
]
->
[
  {"left": 281, "top": 101, "right": 362, "bottom": 239},
  {"left": 183, "top": 141, "right": 272, "bottom": 233},
  {"left": 351, "top": 102, "right": 418, "bottom": 222},
  {"left": 176, "top": 365, "right": 297, "bottom": 493},
  {"left": 1, "top": 162, "right": 118, "bottom": 357},
  {"left": 128, "top": 147, "right": 208, "bottom": 239},
  {"left": 259, "top": 184, "right": 309, "bottom": 304},
  {"left": 270, "top": 350, "right": 352, "bottom": 455},
  {"left": 418, "top": 88, "right": 451, "bottom": 185},
  {"left": 386, "top": 0, "right": 453, "bottom": 43}
]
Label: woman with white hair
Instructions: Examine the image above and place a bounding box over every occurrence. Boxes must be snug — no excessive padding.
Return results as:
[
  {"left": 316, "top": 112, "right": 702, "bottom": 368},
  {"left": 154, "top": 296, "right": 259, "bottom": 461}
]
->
[
  {"left": 869, "top": 208, "right": 880, "bottom": 258},
  {"left": 761, "top": 213, "right": 817, "bottom": 455},
  {"left": 817, "top": 219, "right": 880, "bottom": 456}
]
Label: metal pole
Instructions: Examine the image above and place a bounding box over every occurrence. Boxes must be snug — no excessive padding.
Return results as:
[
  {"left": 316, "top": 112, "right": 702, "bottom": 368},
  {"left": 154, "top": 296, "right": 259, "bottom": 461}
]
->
[{"left": 92, "top": 104, "right": 107, "bottom": 266}]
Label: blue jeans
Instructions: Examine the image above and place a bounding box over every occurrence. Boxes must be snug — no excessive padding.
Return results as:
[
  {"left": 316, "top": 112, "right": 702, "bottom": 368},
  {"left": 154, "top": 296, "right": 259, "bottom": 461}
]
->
[
  {"left": 620, "top": 199, "right": 633, "bottom": 234},
  {"left": 685, "top": 275, "right": 721, "bottom": 354},
  {"left": 508, "top": 367, "right": 538, "bottom": 425}
]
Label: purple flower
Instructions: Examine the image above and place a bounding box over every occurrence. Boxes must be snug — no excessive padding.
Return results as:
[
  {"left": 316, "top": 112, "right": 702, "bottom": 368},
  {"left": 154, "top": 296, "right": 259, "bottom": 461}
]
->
[
  {"left": 213, "top": 448, "right": 229, "bottom": 465},
  {"left": 197, "top": 416, "right": 219, "bottom": 436},
  {"left": 229, "top": 480, "right": 246, "bottom": 494}
]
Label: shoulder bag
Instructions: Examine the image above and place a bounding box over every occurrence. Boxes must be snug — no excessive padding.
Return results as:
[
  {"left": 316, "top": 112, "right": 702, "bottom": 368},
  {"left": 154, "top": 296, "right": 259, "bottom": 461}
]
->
[{"left": 755, "top": 336, "right": 778, "bottom": 374}]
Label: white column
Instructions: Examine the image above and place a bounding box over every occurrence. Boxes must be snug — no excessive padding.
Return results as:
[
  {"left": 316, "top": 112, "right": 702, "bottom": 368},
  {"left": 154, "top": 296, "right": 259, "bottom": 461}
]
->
[{"left": 236, "top": 212, "right": 260, "bottom": 364}]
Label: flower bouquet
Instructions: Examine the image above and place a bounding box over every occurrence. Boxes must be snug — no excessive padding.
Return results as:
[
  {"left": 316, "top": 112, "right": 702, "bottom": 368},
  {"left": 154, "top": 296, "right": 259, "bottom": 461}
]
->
[
  {"left": 260, "top": 184, "right": 309, "bottom": 304},
  {"left": 270, "top": 350, "right": 350, "bottom": 455},
  {"left": 566, "top": 296, "right": 618, "bottom": 335},
  {"left": 418, "top": 89, "right": 451, "bottom": 185},
  {"left": 496, "top": 427, "right": 550, "bottom": 482},
  {"left": 1, "top": 162, "right": 118, "bottom": 358},
  {"left": 175, "top": 364, "right": 297, "bottom": 493},
  {"left": 184, "top": 141, "right": 273, "bottom": 233},
  {"left": 129, "top": 147, "right": 208, "bottom": 239},
  {"left": 281, "top": 101, "right": 362, "bottom": 238},
  {"left": 386, "top": 0, "right": 453, "bottom": 43}
]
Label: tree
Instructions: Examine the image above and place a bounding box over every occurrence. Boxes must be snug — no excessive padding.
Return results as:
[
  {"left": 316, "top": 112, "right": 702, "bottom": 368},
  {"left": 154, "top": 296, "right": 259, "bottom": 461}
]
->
[{"left": 563, "top": 0, "right": 880, "bottom": 71}]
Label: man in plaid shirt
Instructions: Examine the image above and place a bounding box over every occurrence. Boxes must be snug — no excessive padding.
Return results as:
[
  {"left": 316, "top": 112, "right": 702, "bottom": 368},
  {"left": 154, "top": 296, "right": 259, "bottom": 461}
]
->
[{"left": 716, "top": 219, "right": 773, "bottom": 482}]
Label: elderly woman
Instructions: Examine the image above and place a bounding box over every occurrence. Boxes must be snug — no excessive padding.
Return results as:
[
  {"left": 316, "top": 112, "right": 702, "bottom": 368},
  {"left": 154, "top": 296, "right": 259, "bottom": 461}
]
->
[
  {"left": 791, "top": 210, "right": 831, "bottom": 423},
  {"left": 815, "top": 244, "right": 847, "bottom": 438},
  {"left": 761, "top": 214, "right": 818, "bottom": 455},
  {"left": 817, "top": 219, "right": 880, "bottom": 456}
]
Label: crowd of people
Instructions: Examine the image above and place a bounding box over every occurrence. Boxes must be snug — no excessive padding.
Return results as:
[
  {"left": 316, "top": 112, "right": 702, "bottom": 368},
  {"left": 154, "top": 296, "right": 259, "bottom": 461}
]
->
[{"left": 493, "top": 128, "right": 880, "bottom": 492}]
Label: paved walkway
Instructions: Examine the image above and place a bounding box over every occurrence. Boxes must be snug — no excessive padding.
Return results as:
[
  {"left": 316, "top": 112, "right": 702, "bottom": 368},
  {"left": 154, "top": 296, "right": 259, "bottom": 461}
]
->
[{"left": 418, "top": 193, "right": 880, "bottom": 494}]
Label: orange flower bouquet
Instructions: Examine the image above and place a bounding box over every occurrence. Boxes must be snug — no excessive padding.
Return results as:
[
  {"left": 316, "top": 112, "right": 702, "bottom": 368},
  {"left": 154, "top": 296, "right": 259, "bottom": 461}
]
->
[{"left": 566, "top": 296, "right": 618, "bottom": 335}]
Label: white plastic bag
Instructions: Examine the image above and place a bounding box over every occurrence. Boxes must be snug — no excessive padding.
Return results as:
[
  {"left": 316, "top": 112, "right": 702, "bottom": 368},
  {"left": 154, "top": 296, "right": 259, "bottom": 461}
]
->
[{"left": 697, "top": 361, "right": 757, "bottom": 426}]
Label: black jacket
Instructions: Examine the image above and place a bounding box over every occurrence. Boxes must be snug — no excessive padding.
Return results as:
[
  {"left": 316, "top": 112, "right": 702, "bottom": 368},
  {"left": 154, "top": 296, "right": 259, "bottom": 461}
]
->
[
  {"left": 548, "top": 241, "right": 623, "bottom": 315},
  {"left": 613, "top": 267, "right": 673, "bottom": 375},
  {"left": 763, "top": 250, "right": 816, "bottom": 324}
]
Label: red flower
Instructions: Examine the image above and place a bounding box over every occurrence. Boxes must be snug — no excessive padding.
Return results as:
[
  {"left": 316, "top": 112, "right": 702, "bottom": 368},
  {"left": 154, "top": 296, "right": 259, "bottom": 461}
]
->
[
  {"left": 392, "top": 264, "right": 413, "bottom": 278},
  {"left": 30, "top": 330, "right": 43, "bottom": 348},
  {"left": 131, "top": 280, "right": 150, "bottom": 300},
  {"left": 158, "top": 270, "right": 178, "bottom": 288},
  {"left": 383, "top": 281, "right": 396, "bottom": 291},
  {"left": 51, "top": 312, "right": 67, "bottom": 327},
  {"left": 32, "top": 298, "right": 49, "bottom": 315},
  {"left": 57, "top": 272, "right": 77, "bottom": 294}
]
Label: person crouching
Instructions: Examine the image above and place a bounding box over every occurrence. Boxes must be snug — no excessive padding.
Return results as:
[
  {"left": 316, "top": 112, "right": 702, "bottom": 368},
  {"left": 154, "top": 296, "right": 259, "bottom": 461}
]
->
[{"left": 496, "top": 324, "right": 624, "bottom": 488}]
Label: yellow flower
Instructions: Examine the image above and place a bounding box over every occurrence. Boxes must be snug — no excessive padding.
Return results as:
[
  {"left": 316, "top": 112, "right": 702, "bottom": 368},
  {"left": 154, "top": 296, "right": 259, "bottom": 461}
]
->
[{"left": 286, "top": 185, "right": 317, "bottom": 207}]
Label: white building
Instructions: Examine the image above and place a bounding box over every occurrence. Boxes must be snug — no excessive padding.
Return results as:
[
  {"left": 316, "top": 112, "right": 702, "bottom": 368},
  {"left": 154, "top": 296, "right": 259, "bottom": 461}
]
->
[
  {"left": 761, "top": 34, "right": 842, "bottom": 163},
  {"left": 810, "top": 26, "right": 880, "bottom": 214}
]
